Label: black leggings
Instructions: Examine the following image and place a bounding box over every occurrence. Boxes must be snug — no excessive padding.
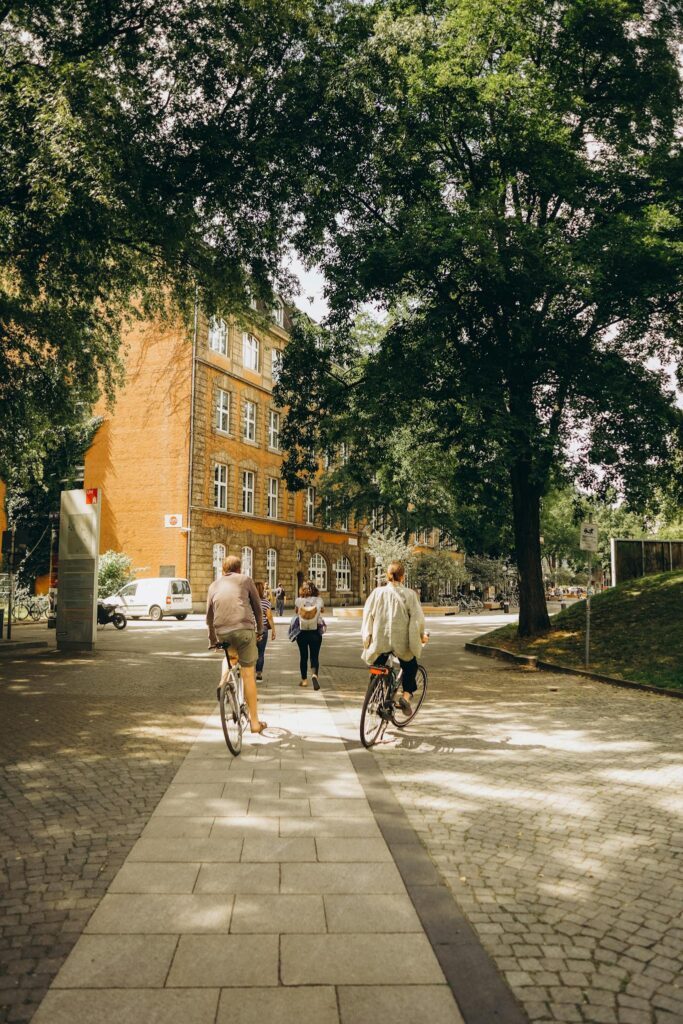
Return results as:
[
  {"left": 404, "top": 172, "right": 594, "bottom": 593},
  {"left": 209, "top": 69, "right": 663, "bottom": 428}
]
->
[
  {"left": 374, "top": 652, "right": 418, "bottom": 694},
  {"left": 296, "top": 631, "right": 322, "bottom": 679}
]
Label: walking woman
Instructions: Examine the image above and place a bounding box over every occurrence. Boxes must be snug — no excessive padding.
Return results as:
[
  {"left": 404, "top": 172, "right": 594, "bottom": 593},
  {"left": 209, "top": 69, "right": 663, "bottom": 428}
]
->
[
  {"left": 295, "top": 580, "right": 324, "bottom": 690},
  {"left": 255, "top": 581, "right": 276, "bottom": 681},
  {"left": 361, "top": 561, "right": 428, "bottom": 712}
]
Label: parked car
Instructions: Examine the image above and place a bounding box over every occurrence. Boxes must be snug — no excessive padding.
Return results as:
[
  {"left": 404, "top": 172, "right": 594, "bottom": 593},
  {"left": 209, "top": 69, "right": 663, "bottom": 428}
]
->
[{"left": 113, "top": 578, "right": 193, "bottom": 621}]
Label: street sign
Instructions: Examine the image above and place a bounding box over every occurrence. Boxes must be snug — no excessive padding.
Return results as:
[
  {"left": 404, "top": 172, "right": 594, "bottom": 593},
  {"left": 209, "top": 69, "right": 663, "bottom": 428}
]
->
[
  {"left": 164, "top": 514, "right": 183, "bottom": 528},
  {"left": 580, "top": 522, "right": 598, "bottom": 552}
]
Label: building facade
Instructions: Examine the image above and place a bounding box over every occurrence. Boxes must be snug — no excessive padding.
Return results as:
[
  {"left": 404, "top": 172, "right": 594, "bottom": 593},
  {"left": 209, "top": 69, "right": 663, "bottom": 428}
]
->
[{"left": 84, "top": 300, "right": 366, "bottom": 608}]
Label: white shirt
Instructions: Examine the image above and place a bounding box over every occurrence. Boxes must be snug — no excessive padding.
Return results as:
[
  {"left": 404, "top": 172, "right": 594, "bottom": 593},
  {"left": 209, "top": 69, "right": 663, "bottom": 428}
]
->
[{"left": 360, "top": 583, "right": 425, "bottom": 664}]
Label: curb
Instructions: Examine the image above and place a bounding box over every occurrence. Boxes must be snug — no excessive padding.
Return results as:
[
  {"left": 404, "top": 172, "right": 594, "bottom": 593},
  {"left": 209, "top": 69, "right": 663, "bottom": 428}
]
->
[
  {"left": 465, "top": 641, "right": 683, "bottom": 700},
  {"left": 0, "top": 640, "right": 49, "bottom": 655}
]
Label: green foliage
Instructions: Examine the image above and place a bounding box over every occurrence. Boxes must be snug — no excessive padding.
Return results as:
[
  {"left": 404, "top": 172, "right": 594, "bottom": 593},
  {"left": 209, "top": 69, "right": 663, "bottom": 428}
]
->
[
  {"left": 410, "top": 551, "right": 469, "bottom": 598},
  {"left": 98, "top": 551, "right": 135, "bottom": 598},
  {"left": 365, "top": 527, "right": 413, "bottom": 571},
  {"left": 281, "top": 0, "right": 683, "bottom": 635},
  {"left": 464, "top": 554, "right": 510, "bottom": 591},
  {"left": 0, "top": 0, "right": 325, "bottom": 481}
]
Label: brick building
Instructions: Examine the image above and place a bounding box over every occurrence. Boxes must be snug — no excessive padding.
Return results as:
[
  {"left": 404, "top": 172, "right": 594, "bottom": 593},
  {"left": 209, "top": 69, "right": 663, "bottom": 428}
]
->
[{"left": 83, "top": 300, "right": 366, "bottom": 609}]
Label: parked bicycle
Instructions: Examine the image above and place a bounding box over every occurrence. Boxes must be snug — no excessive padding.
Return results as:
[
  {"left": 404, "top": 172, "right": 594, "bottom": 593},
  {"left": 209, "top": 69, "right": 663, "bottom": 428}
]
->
[
  {"left": 360, "top": 654, "right": 428, "bottom": 749},
  {"left": 458, "top": 593, "right": 483, "bottom": 614},
  {"left": 216, "top": 643, "right": 250, "bottom": 756}
]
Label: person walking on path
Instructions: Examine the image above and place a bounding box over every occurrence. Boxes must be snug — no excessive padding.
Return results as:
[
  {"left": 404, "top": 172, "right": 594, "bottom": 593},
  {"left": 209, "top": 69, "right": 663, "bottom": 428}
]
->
[
  {"left": 295, "top": 580, "right": 324, "bottom": 690},
  {"left": 275, "top": 582, "right": 286, "bottom": 617},
  {"left": 254, "top": 580, "right": 276, "bottom": 681},
  {"left": 206, "top": 554, "right": 268, "bottom": 734},
  {"left": 361, "top": 560, "right": 428, "bottom": 712}
]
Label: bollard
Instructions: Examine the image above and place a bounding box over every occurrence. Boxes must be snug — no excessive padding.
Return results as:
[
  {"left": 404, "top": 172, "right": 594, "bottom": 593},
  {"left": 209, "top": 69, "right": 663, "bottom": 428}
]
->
[
  {"left": 0, "top": 608, "right": 4, "bottom": 638},
  {"left": 503, "top": 601, "right": 510, "bottom": 614},
  {"left": 560, "top": 601, "right": 567, "bottom": 611}
]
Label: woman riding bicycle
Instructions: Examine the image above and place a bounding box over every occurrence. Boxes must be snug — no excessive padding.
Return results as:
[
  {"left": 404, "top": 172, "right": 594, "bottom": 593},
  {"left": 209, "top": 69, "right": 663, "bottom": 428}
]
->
[{"left": 361, "top": 561, "right": 428, "bottom": 712}]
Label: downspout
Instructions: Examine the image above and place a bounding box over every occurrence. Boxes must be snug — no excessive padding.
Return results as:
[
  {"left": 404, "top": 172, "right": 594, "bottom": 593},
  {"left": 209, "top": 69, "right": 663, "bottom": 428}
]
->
[{"left": 186, "top": 285, "right": 198, "bottom": 582}]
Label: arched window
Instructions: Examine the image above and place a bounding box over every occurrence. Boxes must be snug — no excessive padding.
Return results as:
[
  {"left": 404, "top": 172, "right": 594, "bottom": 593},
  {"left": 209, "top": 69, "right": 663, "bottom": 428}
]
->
[
  {"left": 308, "top": 553, "right": 327, "bottom": 592},
  {"left": 208, "top": 317, "right": 227, "bottom": 354},
  {"left": 266, "top": 549, "right": 277, "bottom": 591},
  {"left": 241, "top": 546, "right": 253, "bottom": 577},
  {"left": 212, "top": 543, "right": 225, "bottom": 581},
  {"left": 271, "top": 299, "right": 285, "bottom": 328},
  {"left": 335, "top": 556, "right": 351, "bottom": 592}
]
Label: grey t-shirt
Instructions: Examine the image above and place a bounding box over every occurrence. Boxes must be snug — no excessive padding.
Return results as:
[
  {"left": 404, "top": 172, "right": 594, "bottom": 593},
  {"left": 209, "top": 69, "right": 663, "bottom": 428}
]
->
[
  {"left": 295, "top": 596, "right": 324, "bottom": 631},
  {"left": 206, "top": 573, "right": 263, "bottom": 646}
]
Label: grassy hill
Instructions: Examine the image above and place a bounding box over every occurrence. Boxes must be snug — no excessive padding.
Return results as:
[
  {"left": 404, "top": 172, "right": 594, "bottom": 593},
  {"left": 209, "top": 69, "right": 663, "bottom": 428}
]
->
[{"left": 479, "top": 570, "right": 683, "bottom": 690}]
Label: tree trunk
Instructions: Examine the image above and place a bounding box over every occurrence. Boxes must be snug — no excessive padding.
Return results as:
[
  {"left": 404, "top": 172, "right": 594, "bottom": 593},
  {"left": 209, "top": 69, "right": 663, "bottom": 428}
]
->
[{"left": 510, "top": 461, "right": 551, "bottom": 637}]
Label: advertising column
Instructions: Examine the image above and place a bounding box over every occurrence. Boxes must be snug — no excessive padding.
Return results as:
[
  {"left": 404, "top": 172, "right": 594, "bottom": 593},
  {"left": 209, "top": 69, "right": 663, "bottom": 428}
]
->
[{"left": 56, "top": 489, "right": 101, "bottom": 651}]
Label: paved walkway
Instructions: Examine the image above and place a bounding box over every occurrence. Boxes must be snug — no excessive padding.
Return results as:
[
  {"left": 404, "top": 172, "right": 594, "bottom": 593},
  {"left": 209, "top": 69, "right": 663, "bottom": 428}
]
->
[{"left": 30, "top": 674, "right": 465, "bottom": 1024}]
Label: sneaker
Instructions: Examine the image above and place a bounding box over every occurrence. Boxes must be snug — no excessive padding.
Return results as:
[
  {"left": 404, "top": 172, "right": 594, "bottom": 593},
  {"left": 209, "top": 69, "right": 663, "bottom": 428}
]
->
[
  {"left": 312, "top": 674, "right": 320, "bottom": 691},
  {"left": 256, "top": 672, "right": 263, "bottom": 681}
]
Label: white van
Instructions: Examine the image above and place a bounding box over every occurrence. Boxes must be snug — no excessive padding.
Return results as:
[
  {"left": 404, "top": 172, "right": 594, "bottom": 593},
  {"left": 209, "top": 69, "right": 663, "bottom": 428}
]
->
[{"left": 114, "top": 578, "right": 193, "bottom": 621}]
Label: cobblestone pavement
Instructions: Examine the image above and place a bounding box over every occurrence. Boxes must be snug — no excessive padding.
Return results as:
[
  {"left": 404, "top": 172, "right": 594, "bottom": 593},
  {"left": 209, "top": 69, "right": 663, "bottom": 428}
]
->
[
  {"left": 324, "top": 618, "right": 683, "bottom": 1024},
  {"left": 0, "top": 621, "right": 216, "bottom": 1023}
]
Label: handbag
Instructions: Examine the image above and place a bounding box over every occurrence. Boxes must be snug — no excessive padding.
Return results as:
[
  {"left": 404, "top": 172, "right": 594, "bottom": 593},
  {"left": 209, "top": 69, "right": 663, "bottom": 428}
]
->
[
  {"left": 317, "top": 617, "right": 327, "bottom": 636},
  {"left": 288, "top": 615, "right": 301, "bottom": 642}
]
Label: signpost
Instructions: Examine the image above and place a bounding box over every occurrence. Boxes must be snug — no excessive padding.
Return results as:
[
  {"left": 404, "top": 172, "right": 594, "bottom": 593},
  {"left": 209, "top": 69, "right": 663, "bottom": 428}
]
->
[
  {"left": 56, "top": 489, "right": 101, "bottom": 651},
  {"left": 580, "top": 522, "right": 598, "bottom": 667}
]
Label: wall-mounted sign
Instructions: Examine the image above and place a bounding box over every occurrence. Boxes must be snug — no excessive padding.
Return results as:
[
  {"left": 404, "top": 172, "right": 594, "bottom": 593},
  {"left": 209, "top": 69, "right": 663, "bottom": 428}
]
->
[
  {"left": 86, "top": 488, "right": 99, "bottom": 505},
  {"left": 348, "top": 537, "right": 358, "bottom": 546},
  {"left": 164, "top": 514, "right": 183, "bottom": 528}
]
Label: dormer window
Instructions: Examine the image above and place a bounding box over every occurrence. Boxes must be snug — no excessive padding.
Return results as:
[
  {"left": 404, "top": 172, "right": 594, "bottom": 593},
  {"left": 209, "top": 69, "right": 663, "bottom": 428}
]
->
[{"left": 272, "top": 299, "right": 285, "bottom": 328}]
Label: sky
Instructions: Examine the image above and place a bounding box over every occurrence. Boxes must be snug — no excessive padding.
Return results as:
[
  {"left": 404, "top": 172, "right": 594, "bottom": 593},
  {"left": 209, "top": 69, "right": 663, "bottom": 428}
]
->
[{"left": 287, "top": 256, "right": 329, "bottom": 323}]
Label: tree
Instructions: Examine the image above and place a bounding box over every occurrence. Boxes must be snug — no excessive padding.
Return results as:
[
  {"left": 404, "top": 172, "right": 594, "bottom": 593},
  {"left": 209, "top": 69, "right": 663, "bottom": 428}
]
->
[
  {"left": 366, "top": 527, "right": 414, "bottom": 574},
  {"left": 284, "top": 0, "right": 683, "bottom": 636},
  {"left": 410, "top": 551, "right": 469, "bottom": 600},
  {"left": 0, "top": 0, "right": 324, "bottom": 483},
  {"left": 98, "top": 551, "right": 135, "bottom": 598}
]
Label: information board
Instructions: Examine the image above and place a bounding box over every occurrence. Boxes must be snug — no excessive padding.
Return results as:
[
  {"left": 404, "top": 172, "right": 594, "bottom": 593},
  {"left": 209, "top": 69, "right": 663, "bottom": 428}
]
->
[{"left": 56, "top": 489, "right": 101, "bottom": 651}]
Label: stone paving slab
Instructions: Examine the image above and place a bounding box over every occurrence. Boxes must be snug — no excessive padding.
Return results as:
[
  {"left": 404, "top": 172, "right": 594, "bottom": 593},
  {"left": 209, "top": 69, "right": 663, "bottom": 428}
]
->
[
  {"left": 52, "top": 934, "right": 178, "bottom": 988},
  {"left": 280, "top": 932, "right": 445, "bottom": 985},
  {"left": 338, "top": 985, "right": 464, "bottom": 1024},
  {"left": 31, "top": 988, "right": 219, "bottom": 1024},
  {"left": 166, "top": 934, "right": 279, "bottom": 987},
  {"left": 215, "top": 986, "right": 339, "bottom": 1024}
]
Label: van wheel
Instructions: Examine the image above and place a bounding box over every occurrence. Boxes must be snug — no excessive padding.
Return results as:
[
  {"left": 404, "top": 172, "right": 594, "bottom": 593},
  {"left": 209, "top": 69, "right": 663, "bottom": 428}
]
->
[
  {"left": 149, "top": 605, "right": 163, "bottom": 621},
  {"left": 175, "top": 614, "right": 188, "bottom": 620}
]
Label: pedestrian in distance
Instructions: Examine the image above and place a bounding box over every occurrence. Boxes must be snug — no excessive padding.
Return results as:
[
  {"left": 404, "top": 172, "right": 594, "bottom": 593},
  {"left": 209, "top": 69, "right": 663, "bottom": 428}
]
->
[
  {"left": 275, "top": 582, "right": 286, "bottom": 617},
  {"left": 206, "top": 554, "right": 268, "bottom": 734},
  {"left": 254, "top": 580, "right": 276, "bottom": 681},
  {"left": 361, "top": 560, "right": 428, "bottom": 713},
  {"left": 295, "top": 580, "right": 324, "bottom": 690}
]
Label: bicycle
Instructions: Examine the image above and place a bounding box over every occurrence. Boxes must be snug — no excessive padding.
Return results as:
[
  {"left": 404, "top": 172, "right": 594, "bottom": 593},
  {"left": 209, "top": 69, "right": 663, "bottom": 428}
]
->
[
  {"left": 360, "top": 654, "right": 428, "bottom": 749},
  {"left": 216, "top": 643, "right": 250, "bottom": 756}
]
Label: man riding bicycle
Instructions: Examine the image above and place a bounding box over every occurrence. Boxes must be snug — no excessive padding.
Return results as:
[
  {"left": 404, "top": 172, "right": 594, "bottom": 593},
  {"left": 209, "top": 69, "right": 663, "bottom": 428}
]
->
[
  {"left": 361, "top": 560, "right": 429, "bottom": 712},
  {"left": 206, "top": 553, "right": 268, "bottom": 735}
]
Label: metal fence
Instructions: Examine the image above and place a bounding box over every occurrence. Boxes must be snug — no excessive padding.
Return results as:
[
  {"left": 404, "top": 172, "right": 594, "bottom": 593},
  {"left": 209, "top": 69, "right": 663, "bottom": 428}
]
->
[{"left": 610, "top": 538, "right": 683, "bottom": 585}]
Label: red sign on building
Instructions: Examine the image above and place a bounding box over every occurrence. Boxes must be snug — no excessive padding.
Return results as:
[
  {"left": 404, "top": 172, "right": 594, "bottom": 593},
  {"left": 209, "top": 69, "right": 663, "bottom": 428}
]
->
[{"left": 86, "top": 488, "right": 99, "bottom": 505}]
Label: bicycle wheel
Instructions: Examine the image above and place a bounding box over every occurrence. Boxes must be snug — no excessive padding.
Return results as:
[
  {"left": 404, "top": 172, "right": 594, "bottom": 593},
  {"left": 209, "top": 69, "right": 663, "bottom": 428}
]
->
[
  {"left": 12, "top": 603, "right": 29, "bottom": 621},
  {"left": 360, "top": 673, "right": 390, "bottom": 749},
  {"left": 220, "top": 677, "right": 242, "bottom": 756},
  {"left": 392, "top": 665, "right": 428, "bottom": 728}
]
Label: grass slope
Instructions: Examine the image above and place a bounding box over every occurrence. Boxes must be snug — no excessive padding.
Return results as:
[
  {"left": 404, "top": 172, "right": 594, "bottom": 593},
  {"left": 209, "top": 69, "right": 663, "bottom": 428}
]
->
[{"left": 480, "top": 570, "right": 683, "bottom": 690}]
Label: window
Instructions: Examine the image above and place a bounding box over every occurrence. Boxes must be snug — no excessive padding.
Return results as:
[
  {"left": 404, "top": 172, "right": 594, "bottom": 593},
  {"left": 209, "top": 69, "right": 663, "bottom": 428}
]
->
[
  {"left": 340, "top": 514, "right": 349, "bottom": 532},
  {"left": 268, "top": 410, "right": 280, "bottom": 450},
  {"left": 242, "top": 332, "right": 259, "bottom": 371},
  {"left": 241, "top": 546, "right": 253, "bottom": 577},
  {"left": 309, "top": 553, "right": 327, "bottom": 591},
  {"left": 242, "top": 470, "right": 255, "bottom": 514},
  {"left": 272, "top": 299, "right": 284, "bottom": 328},
  {"left": 215, "top": 389, "right": 230, "bottom": 433},
  {"left": 212, "top": 543, "right": 225, "bottom": 580},
  {"left": 208, "top": 317, "right": 227, "bottom": 355},
  {"left": 120, "top": 583, "right": 137, "bottom": 598},
  {"left": 271, "top": 349, "right": 283, "bottom": 382},
  {"left": 335, "top": 556, "right": 351, "bottom": 592},
  {"left": 171, "top": 580, "right": 191, "bottom": 594},
  {"left": 306, "top": 486, "right": 316, "bottom": 525},
  {"left": 374, "top": 560, "right": 384, "bottom": 587},
  {"left": 214, "top": 463, "right": 228, "bottom": 510},
  {"left": 266, "top": 549, "right": 277, "bottom": 591},
  {"left": 243, "top": 400, "right": 256, "bottom": 442},
  {"left": 267, "top": 477, "right": 278, "bottom": 518}
]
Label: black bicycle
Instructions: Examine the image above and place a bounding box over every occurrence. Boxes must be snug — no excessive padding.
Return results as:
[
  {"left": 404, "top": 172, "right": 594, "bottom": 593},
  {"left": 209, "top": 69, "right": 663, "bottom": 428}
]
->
[
  {"left": 216, "top": 643, "right": 250, "bottom": 756},
  {"left": 360, "top": 654, "right": 428, "bottom": 749}
]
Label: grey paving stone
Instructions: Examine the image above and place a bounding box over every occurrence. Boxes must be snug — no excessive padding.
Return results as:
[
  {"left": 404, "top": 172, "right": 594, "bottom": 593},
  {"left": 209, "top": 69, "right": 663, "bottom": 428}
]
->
[
  {"left": 142, "top": 818, "right": 215, "bottom": 839},
  {"left": 30, "top": 989, "right": 219, "bottom": 1024},
  {"left": 240, "top": 836, "right": 316, "bottom": 862},
  {"left": 108, "top": 863, "right": 200, "bottom": 894},
  {"left": 84, "top": 894, "right": 233, "bottom": 933},
  {"left": 281, "top": 862, "right": 406, "bottom": 894},
  {"left": 210, "top": 816, "right": 280, "bottom": 838},
  {"left": 167, "top": 934, "right": 279, "bottom": 987},
  {"left": 52, "top": 934, "right": 178, "bottom": 988},
  {"left": 194, "top": 863, "right": 280, "bottom": 894},
  {"left": 216, "top": 986, "right": 339, "bottom": 1024},
  {"left": 126, "top": 838, "right": 243, "bottom": 863},
  {"left": 338, "top": 985, "right": 464, "bottom": 1024},
  {"left": 280, "top": 817, "right": 382, "bottom": 838},
  {"left": 281, "top": 933, "right": 445, "bottom": 985},
  {"left": 324, "top": 894, "right": 423, "bottom": 933},
  {"left": 152, "top": 797, "right": 249, "bottom": 817},
  {"left": 315, "top": 838, "right": 392, "bottom": 862},
  {"left": 230, "top": 895, "right": 326, "bottom": 933},
  {"left": 164, "top": 783, "right": 224, "bottom": 799},
  {"left": 246, "top": 797, "right": 311, "bottom": 816}
]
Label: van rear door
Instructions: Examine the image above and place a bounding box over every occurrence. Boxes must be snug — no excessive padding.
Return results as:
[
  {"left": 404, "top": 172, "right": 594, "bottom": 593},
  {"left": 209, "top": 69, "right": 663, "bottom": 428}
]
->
[{"left": 170, "top": 579, "right": 192, "bottom": 612}]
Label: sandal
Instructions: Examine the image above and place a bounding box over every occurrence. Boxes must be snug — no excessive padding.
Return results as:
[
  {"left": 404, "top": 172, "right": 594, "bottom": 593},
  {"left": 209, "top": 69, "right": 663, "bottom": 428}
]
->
[{"left": 299, "top": 679, "right": 309, "bottom": 687}]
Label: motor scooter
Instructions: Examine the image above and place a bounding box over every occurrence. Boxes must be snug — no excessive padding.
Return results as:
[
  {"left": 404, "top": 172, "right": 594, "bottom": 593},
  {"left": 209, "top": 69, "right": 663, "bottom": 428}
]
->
[{"left": 97, "top": 595, "right": 127, "bottom": 630}]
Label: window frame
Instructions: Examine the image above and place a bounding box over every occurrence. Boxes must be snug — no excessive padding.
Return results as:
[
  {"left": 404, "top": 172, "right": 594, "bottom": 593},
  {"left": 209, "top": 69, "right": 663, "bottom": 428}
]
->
[
  {"left": 306, "top": 486, "right": 316, "bottom": 525},
  {"left": 241, "top": 546, "right": 253, "bottom": 577},
  {"left": 208, "top": 317, "right": 227, "bottom": 355},
  {"left": 267, "top": 477, "right": 279, "bottom": 519},
  {"left": 308, "top": 553, "right": 328, "bottom": 592},
  {"left": 271, "top": 349, "right": 283, "bottom": 382},
  {"left": 266, "top": 548, "right": 277, "bottom": 591},
  {"left": 335, "top": 556, "right": 351, "bottom": 592},
  {"left": 215, "top": 388, "right": 230, "bottom": 433},
  {"left": 212, "top": 542, "right": 226, "bottom": 580},
  {"left": 243, "top": 400, "right": 257, "bottom": 442},
  {"left": 272, "top": 300, "right": 285, "bottom": 328},
  {"left": 268, "top": 410, "right": 280, "bottom": 451},
  {"left": 214, "top": 463, "right": 228, "bottom": 510},
  {"left": 241, "top": 470, "right": 255, "bottom": 514},
  {"left": 242, "top": 331, "right": 259, "bottom": 372}
]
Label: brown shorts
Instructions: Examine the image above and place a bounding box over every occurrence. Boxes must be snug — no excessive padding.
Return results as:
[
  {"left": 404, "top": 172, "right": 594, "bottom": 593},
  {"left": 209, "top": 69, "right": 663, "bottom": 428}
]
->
[{"left": 216, "top": 628, "right": 258, "bottom": 667}]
